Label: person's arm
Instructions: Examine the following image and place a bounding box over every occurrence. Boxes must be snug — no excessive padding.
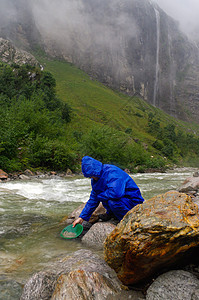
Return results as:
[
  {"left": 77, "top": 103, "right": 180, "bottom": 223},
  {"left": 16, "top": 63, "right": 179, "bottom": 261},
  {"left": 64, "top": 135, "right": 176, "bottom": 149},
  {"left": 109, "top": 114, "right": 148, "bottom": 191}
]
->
[
  {"left": 73, "top": 189, "right": 100, "bottom": 226},
  {"left": 72, "top": 217, "right": 83, "bottom": 227}
]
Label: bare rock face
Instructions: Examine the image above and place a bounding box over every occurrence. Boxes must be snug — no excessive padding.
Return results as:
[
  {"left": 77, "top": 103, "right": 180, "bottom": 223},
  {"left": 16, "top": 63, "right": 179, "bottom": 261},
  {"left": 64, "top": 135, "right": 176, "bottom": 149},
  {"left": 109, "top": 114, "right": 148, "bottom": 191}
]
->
[
  {"left": 146, "top": 270, "right": 199, "bottom": 300},
  {"left": 104, "top": 191, "right": 199, "bottom": 285},
  {"left": 1, "top": 0, "right": 199, "bottom": 123},
  {"left": 20, "top": 250, "right": 121, "bottom": 300},
  {"left": 0, "top": 38, "right": 38, "bottom": 66}
]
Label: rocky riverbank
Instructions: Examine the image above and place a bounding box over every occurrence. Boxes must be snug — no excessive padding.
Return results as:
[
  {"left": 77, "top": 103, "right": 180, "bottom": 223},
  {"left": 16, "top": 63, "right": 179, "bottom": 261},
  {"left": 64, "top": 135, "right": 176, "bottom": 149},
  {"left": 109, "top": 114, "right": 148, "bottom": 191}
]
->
[
  {"left": 1, "top": 169, "right": 199, "bottom": 299},
  {"left": 17, "top": 172, "right": 199, "bottom": 300},
  {"left": 0, "top": 168, "right": 77, "bottom": 182}
]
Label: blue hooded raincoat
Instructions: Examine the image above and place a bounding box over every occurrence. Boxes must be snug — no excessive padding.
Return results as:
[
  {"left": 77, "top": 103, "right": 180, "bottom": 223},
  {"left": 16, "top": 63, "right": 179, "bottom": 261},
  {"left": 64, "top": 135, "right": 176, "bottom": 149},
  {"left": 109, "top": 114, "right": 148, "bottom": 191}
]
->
[{"left": 79, "top": 156, "right": 144, "bottom": 221}]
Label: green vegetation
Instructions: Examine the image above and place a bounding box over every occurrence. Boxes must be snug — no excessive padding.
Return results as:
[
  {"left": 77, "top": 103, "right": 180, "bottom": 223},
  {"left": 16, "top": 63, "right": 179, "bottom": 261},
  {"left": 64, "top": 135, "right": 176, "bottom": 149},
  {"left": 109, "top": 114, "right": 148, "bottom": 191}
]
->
[
  {"left": 0, "top": 58, "right": 199, "bottom": 173},
  {"left": 0, "top": 63, "right": 76, "bottom": 172}
]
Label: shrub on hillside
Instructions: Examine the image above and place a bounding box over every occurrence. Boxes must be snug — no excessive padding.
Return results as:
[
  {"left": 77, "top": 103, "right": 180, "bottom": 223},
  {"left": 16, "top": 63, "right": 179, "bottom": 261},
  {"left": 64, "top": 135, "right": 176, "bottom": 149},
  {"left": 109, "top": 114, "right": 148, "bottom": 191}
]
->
[{"left": 0, "top": 63, "right": 74, "bottom": 172}]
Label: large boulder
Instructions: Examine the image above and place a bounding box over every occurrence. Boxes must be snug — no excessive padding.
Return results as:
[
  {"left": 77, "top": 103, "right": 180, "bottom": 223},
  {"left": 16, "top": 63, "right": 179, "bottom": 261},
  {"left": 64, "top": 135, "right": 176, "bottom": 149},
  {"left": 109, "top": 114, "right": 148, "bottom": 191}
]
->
[
  {"left": 20, "top": 249, "right": 122, "bottom": 300},
  {"left": 82, "top": 222, "right": 116, "bottom": 249},
  {"left": 104, "top": 191, "right": 199, "bottom": 285},
  {"left": 146, "top": 270, "right": 199, "bottom": 300},
  {"left": 178, "top": 176, "right": 199, "bottom": 193}
]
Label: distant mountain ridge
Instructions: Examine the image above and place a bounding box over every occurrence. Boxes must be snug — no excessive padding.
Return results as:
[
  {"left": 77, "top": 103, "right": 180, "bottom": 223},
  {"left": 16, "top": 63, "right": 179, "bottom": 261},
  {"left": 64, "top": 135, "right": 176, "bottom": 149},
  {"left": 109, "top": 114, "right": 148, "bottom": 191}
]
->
[{"left": 0, "top": 0, "right": 199, "bottom": 123}]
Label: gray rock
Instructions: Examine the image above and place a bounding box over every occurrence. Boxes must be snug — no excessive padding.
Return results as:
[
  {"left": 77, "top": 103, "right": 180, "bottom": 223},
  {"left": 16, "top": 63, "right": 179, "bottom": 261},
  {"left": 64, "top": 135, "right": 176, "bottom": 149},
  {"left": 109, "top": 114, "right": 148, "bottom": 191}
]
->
[
  {"left": 192, "top": 288, "right": 199, "bottom": 300},
  {"left": 20, "top": 250, "right": 121, "bottom": 300},
  {"left": 146, "top": 270, "right": 199, "bottom": 300},
  {"left": 179, "top": 177, "right": 199, "bottom": 192},
  {"left": 19, "top": 174, "right": 30, "bottom": 180},
  {"left": 193, "top": 172, "right": 199, "bottom": 177},
  {"left": 0, "top": 38, "right": 38, "bottom": 66},
  {"left": 82, "top": 222, "right": 116, "bottom": 249},
  {"left": 0, "top": 277, "right": 23, "bottom": 300},
  {"left": 193, "top": 197, "right": 199, "bottom": 208}
]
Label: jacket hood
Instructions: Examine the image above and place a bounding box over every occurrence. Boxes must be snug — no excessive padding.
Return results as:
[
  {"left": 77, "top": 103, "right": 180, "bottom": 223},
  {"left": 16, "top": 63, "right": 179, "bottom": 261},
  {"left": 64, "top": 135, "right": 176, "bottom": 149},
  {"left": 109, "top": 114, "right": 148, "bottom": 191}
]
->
[{"left": 81, "top": 156, "right": 103, "bottom": 178}]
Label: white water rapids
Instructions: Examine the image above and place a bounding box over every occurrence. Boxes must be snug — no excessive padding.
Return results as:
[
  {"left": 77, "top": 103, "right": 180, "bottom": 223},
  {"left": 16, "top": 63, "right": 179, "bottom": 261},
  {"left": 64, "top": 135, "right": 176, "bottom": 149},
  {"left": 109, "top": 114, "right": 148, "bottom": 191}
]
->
[{"left": 0, "top": 168, "right": 197, "bottom": 284}]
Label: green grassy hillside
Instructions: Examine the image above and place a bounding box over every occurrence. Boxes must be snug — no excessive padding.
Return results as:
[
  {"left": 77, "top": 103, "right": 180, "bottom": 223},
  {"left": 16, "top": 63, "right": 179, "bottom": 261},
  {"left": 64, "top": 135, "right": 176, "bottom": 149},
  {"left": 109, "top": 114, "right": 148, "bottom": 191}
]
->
[
  {"left": 41, "top": 58, "right": 199, "bottom": 134},
  {"left": 1, "top": 56, "right": 199, "bottom": 172},
  {"left": 39, "top": 58, "right": 199, "bottom": 168}
]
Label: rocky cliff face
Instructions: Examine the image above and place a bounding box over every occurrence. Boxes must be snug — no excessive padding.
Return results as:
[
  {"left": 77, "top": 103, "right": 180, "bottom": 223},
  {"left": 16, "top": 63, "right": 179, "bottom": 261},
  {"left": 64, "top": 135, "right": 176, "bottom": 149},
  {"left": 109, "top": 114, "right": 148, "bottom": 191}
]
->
[
  {"left": 1, "top": 0, "right": 199, "bottom": 123},
  {"left": 0, "top": 0, "right": 41, "bottom": 50},
  {"left": 0, "top": 38, "right": 38, "bottom": 66}
]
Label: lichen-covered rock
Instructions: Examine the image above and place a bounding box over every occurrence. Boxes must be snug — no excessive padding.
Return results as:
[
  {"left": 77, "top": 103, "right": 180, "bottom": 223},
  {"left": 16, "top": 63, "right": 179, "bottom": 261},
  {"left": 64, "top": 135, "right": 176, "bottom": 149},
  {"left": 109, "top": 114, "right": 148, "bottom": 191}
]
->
[
  {"left": 20, "top": 250, "right": 121, "bottom": 300},
  {"left": 104, "top": 191, "right": 199, "bottom": 285},
  {"left": 146, "top": 270, "right": 199, "bottom": 300},
  {"left": 82, "top": 222, "right": 116, "bottom": 249},
  {"left": 51, "top": 270, "right": 119, "bottom": 300}
]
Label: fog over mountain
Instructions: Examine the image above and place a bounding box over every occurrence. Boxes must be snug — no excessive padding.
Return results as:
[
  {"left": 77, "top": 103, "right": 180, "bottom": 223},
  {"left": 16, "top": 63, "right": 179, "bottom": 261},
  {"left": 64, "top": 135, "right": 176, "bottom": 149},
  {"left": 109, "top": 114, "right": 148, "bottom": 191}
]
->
[
  {"left": 1, "top": 0, "right": 199, "bottom": 41},
  {"left": 0, "top": 0, "right": 199, "bottom": 123},
  {"left": 154, "top": 0, "right": 199, "bottom": 40}
]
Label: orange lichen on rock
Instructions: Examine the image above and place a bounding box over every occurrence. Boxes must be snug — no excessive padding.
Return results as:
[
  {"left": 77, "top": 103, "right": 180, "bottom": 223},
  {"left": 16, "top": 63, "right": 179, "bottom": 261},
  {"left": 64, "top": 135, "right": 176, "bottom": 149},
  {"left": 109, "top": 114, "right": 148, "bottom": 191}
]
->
[{"left": 104, "top": 191, "right": 199, "bottom": 285}]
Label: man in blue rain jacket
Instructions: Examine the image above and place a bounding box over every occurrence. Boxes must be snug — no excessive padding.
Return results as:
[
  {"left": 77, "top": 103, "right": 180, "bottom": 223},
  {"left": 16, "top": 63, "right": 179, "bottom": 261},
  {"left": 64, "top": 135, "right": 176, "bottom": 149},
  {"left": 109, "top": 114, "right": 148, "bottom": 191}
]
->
[{"left": 73, "top": 156, "right": 144, "bottom": 227}]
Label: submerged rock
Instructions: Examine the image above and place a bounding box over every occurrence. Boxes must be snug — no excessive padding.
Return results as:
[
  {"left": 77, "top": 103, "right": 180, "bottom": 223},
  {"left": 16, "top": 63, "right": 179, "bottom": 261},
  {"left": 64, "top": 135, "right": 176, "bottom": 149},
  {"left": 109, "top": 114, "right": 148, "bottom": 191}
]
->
[
  {"left": 20, "top": 249, "right": 122, "bottom": 300},
  {"left": 104, "top": 191, "right": 199, "bottom": 285},
  {"left": 146, "top": 270, "right": 199, "bottom": 300},
  {"left": 0, "top": 276, "right": 23, "bottom": 300}
]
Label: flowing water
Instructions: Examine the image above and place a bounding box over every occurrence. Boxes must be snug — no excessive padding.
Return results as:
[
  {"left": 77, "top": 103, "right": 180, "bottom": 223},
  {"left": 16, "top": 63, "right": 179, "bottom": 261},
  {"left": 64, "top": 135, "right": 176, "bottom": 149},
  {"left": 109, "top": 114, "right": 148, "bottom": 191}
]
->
[
  {"left": 0, "top": 168, "right": 197, "bottom": 285},
  {"left": 153, "top": 7, "right": 160, "bottom": 106}
]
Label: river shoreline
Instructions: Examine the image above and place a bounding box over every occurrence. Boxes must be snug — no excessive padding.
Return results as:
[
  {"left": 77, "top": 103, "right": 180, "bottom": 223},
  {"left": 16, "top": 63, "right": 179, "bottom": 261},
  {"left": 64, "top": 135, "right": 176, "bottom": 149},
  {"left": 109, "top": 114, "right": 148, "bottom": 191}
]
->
[
  {"left": 0, "top": 168, "right": 198, "bottom": 299},
  {"left": 0, "top": 164, "right": 185, "bottom": 183}
]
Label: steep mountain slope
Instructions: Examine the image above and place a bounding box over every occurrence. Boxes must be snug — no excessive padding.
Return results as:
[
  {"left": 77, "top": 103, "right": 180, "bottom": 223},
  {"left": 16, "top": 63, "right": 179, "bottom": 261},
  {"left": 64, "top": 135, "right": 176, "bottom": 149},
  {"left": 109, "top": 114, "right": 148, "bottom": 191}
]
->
[
  {"left": 39, "top": 58, "right": 199, "bottom": 168},
  {"left": 33, "top": 0, "right": 199, "bottom": 123},
  {"left": 1, "top": 54, "right": 199, "bottom": 171},
  {"left": 41, "top": 58, "right": 199, "bottom": 136},
  {"left": 0, "top": 0, "right": 199, "bottom": 124}
]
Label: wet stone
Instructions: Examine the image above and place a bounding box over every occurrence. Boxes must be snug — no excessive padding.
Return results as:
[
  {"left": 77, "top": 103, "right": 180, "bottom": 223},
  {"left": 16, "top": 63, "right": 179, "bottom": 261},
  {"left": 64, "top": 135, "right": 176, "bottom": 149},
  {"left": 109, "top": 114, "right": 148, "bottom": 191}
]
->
[
  {"left": 0, "top": 276, "right": 23, "bottom": 300},
  {"left": 146, "top": 270, "right": 199, "bottom": 300}
]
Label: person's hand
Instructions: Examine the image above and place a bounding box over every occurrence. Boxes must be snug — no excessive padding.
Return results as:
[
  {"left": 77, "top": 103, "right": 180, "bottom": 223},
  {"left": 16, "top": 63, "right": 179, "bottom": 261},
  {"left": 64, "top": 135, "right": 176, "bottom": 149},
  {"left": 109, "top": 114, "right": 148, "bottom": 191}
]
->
[{"left": 72, "top": 217, "right": 83, "bottom": 227}]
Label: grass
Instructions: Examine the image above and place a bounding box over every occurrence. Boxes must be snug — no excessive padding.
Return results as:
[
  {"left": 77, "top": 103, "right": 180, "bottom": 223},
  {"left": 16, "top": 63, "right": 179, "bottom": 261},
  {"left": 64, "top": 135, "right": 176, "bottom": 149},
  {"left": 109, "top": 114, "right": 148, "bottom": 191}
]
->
[{"left": 38, "top": 58, "right": 199, "bottom": 139}]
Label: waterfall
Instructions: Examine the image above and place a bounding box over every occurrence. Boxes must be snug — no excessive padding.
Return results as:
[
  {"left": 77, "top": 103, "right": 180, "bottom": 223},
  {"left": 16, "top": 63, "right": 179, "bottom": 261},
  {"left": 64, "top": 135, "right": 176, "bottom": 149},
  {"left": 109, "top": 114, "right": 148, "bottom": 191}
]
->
[
  {"left": 168, "top": 29, "right": 176, "bottom": 116},
  {"left": 153, "top": 8, "right": 160, "bottom": 107}
]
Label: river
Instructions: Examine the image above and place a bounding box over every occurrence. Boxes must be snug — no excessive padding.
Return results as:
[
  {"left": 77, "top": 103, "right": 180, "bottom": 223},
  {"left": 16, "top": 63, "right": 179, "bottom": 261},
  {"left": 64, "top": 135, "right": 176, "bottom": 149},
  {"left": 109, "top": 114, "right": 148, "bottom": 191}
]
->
[{"left": 0, "top": 168, "right": 196, "bottom": 285}]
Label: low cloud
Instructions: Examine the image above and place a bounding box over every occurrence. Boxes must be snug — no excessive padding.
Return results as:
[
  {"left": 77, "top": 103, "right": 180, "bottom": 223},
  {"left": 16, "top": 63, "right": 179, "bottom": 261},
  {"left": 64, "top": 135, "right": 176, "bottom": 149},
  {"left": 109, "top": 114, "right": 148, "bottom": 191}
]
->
[{"left": 154, "top": 0, "right": 199, "bottom": 39}]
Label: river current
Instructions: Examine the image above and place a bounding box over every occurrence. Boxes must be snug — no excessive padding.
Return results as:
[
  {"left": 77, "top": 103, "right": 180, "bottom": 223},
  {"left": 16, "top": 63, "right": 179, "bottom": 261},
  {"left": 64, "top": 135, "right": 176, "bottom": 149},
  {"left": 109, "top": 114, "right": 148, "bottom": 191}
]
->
[{"left": 0, "top": 168, "right": 197, "bottom": 284}]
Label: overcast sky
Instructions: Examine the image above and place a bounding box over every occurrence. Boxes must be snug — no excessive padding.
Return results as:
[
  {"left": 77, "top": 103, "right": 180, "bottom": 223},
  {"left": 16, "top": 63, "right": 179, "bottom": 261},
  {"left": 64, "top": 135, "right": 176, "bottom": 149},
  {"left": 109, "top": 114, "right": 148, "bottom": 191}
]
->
[{"left": 154, "top": 0, "right": 199, "bottom": 38}]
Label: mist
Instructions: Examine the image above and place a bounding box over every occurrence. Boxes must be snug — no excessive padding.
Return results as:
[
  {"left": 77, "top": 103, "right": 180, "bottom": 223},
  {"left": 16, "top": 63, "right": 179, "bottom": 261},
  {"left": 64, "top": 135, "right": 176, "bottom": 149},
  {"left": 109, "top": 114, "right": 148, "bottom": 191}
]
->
[
  {"left": 154, "top": 0, "right": 199, "bottom": 39},
  {"left": 1, "top": 0, "right": 199, "bottom": 42},
  {"left": 30, "top": 0, "right": 139, "bottom": 50}
]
